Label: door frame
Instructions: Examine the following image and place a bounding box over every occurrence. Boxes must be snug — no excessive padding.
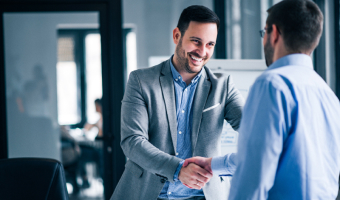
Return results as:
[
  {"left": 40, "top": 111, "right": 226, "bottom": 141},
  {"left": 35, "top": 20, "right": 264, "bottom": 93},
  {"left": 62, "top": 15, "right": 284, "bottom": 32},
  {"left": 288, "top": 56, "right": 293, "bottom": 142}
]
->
[{"left": 0, "top": 1, "right": 126, "bottom": 199}]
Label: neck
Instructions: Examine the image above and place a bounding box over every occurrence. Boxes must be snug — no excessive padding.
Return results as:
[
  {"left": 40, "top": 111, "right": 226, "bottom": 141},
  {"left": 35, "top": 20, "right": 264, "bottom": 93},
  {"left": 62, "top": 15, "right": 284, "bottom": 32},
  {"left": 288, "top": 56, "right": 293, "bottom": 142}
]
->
[
  {"left": 272, "top": 39, "right": 291, "bottom": 63},
  {"left": 181, "top": 73, "right": 198, "bottom": 85},
  {"left": 172, "top": 54, "right": 198, "bottom": 85},
  {"left": 272, "top": 40, "right": 311, "bottom": 63}
]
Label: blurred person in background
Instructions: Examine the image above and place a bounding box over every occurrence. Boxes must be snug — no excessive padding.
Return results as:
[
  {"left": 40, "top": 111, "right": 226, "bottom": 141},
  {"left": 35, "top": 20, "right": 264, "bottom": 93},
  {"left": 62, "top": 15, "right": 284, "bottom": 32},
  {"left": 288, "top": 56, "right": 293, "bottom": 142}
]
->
[{"left": 84, "top": 98, "right": 103, "bottom": 139}]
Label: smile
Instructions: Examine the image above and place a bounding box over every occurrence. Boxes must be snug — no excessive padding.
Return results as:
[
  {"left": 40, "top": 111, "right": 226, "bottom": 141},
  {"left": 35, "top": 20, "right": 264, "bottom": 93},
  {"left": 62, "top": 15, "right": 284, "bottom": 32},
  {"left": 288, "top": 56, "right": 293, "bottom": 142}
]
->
[{"left": 190, "top": 54, "right": 203, "bottom": 62}]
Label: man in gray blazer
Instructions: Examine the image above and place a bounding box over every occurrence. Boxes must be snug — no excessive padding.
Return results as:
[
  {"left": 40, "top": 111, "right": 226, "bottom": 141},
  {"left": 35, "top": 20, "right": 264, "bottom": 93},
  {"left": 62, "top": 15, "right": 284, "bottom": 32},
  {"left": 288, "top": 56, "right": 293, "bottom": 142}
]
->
[{"left": 111, "top": 5, "right": 244, "bottom": 200}]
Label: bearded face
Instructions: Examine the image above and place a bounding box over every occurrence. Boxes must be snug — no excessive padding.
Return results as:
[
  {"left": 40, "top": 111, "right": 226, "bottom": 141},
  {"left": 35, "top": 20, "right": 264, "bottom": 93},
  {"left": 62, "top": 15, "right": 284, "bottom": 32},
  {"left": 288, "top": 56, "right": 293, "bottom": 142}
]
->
[
  {"left": 175, "top": 37, "right": 208, "bottom": 74},
  {"left": 172, "top": 21, "right": 217, "bottom": 75}
]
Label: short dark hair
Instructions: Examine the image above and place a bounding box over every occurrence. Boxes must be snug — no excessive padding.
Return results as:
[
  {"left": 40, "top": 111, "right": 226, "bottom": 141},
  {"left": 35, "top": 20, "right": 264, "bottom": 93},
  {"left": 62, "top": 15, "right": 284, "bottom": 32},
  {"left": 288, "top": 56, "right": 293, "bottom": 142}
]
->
[
  {"left": 177, "top": 5, "right": 220, "bottom": 36},
  {"left": 266, "top": 0, "right": 323, "bottom": 53},
  {"left": 94, "top": 98, "right": 102, "bottom": 106}
]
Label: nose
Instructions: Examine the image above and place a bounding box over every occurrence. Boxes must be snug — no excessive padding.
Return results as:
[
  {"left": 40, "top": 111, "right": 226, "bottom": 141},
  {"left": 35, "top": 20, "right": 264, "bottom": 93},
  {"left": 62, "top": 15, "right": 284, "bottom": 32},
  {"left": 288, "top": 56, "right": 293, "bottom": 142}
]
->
[{"left": 197, "top": 44, "right": 207, "bottom": 58}]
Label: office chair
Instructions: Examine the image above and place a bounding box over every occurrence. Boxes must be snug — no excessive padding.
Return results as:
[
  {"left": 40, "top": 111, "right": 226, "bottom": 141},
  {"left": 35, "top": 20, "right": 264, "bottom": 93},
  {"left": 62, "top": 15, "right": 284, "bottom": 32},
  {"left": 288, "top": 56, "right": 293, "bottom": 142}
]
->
[{"left": 0, "top": 157, "right": 69, "bottom": 200}]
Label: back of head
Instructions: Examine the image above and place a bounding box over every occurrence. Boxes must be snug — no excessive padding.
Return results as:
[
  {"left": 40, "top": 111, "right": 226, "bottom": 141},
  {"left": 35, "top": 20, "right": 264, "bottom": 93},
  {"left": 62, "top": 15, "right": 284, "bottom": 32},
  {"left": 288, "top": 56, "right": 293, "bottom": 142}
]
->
[
  {"left": 177, "top": 5, "right": 220, "bottom": 36},
  {"left": 95, "top": 98, "right": 102, "bottom": 106},
  {"left": 266, "top": 0, "right": 323, "bottom": 54}
]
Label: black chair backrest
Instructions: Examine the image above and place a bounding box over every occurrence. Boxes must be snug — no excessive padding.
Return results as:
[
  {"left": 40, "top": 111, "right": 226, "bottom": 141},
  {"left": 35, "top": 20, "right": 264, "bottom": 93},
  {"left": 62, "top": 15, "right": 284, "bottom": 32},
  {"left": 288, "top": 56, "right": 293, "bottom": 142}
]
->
[{"left": 0, "top": 157, "right": 69, "bottom": 200}]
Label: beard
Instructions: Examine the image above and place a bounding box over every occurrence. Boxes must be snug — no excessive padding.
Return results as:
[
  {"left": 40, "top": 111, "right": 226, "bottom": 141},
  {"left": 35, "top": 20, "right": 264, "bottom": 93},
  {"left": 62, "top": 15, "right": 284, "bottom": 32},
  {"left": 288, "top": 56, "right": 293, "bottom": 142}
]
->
[
  {"left": 175, "top": 38, "right": 205, "bottom": 74},
  {"left": 264, "top": 34, "right": 274, "bottom": 67}
]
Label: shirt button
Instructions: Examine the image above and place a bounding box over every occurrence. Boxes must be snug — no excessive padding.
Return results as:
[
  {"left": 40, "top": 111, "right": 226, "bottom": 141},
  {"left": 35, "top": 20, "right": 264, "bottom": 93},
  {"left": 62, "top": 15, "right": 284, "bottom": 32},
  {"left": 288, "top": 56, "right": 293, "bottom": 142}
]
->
[
  {"left": 179, "top": 131, "right": 182, "bottom": 134},
  {"left": 178, "top": 76, "right": 181, "bottom": 79},
  {"left": 168, "top": 192, "right": 171, "bottom": 195},
  {"left": 182, "top": 110, "right": 184, "bottom": 113},
  {"left": 176, "top": 153, "right": 179, "bottom": 156},
  {"left": 175, "top": 79, "right": 178, "bottom": 81},
  {"left": 185, "top": 88, "right": 187, "bottom": 91}
]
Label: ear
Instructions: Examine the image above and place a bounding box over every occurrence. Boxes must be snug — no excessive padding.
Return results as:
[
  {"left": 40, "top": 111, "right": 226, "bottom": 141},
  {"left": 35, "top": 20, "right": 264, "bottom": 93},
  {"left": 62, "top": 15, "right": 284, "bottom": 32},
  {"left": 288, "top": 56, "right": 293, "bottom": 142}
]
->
[
  {"left": 173, "top": 27, "right": 181, "bottom": 45},
  {"left": 270, "top": 24, "right": 280, "bottom": 45}
]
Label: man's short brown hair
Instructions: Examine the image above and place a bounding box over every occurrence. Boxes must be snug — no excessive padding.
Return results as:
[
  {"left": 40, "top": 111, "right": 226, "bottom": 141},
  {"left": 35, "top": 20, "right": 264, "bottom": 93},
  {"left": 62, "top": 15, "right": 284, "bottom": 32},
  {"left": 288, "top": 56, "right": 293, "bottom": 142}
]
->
[{"left": 266, "top": 0, "right": 323, "bottom": 53}]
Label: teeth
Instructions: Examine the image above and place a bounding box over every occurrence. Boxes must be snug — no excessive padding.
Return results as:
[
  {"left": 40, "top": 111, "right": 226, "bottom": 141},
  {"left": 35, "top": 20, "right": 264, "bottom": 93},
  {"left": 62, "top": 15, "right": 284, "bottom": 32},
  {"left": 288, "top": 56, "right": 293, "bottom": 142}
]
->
[{"left": 191, "top": 55, "right": 203, "bottom": 62}]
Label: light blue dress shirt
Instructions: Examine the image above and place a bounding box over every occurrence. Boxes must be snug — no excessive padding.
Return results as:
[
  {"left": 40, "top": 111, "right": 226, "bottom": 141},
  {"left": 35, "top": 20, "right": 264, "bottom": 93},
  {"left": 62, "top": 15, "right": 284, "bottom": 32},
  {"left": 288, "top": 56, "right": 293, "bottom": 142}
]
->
[
  {"left": 213, "top": 54, "right": 340, "bottom": 199},
  {"left": 159, "top": 56, "right": 204, "bottom": 199}
]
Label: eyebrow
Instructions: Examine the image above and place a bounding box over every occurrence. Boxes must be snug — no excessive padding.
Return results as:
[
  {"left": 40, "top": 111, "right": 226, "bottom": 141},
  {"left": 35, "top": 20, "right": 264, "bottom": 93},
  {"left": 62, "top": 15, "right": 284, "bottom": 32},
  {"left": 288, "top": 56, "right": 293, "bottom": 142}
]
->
[
  {"left": 190, "top": 36, "right": 201, "bottom": 41},
  {"left": 190, "top": 37, "right": 216, "bottom": 44}
]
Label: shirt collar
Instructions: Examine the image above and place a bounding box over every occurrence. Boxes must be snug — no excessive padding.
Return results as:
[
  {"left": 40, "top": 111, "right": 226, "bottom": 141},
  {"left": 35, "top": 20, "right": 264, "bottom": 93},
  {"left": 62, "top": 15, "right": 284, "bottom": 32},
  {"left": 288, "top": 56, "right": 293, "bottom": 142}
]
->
[
  {"left": 170, "top": 55, "right": 202, "bottom": 84},
  {"left": 268, "top": 53, "right": 313, "bottom": 71}
]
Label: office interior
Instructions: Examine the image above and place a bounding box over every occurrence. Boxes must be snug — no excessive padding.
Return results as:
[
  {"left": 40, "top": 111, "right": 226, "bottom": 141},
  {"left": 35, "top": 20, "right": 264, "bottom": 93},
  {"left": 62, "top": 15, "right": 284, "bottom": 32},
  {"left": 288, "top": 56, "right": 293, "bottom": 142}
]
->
[{"left": 0, "top": 0, "right": 339, "bottom": 199}]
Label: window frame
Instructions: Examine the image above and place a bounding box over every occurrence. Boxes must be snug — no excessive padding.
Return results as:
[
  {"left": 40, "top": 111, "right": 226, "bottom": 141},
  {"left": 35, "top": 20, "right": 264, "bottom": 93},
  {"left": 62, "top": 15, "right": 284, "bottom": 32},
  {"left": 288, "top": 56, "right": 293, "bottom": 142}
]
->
[{"left": 335, "top": 0, "right": 340, "bottom": 99}]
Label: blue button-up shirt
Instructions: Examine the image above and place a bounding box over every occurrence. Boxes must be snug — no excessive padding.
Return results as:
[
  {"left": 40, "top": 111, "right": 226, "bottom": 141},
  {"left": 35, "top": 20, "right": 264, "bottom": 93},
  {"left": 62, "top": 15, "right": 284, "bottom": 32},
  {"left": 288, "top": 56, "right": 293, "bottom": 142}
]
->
[
  {"left": 212, "top": 54, "right": 340, "bottom": 199},
  {"left": 159, "top": 56, "right": 204, "bottom": 199}
]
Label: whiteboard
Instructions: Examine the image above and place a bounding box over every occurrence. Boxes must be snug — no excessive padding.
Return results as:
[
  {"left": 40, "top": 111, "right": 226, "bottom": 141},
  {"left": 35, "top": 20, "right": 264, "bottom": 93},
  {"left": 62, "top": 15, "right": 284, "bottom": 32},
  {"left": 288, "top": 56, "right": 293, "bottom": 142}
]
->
[
  {"left": 206, "top": 59, "right": 266, "bottom": 99},
  {"left": 206, "top": 59, "right": 267, "bottom": 155}
]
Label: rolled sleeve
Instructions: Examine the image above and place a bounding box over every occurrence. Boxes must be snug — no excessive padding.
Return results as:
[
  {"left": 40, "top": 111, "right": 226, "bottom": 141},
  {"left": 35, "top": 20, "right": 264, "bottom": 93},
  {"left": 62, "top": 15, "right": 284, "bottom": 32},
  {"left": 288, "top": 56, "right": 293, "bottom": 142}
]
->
[{"left": 212, "top": 153, "right": 237, "bottom": 176}]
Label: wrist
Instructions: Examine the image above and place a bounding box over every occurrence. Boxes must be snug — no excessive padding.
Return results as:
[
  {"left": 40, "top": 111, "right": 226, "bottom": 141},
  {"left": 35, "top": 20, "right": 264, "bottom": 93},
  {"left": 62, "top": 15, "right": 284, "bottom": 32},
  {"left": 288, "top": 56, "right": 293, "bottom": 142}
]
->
[
  {"left": 205, "top": 157, "right": 213, "bottom": 173},
  {"left": 174, "top": 160, "right": 184, "bottom": 181},
  {"left": 207, "top": 157, "right": 212, "bottom": 168}
]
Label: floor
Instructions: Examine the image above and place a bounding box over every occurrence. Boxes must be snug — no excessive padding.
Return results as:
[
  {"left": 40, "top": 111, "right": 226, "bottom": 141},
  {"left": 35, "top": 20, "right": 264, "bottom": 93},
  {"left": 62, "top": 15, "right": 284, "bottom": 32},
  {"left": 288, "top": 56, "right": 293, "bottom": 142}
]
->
[
  {"left": 66, "top": 163, "right": 104, "bottom": 200},
  {"left": 67, "top": 177, "right": 104, "bottom": 200}
]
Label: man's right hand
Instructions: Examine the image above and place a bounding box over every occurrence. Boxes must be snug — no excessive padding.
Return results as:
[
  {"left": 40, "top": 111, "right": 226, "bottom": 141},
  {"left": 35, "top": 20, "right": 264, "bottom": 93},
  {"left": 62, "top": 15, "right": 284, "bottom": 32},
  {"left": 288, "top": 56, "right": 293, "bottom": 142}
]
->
[
  {"left": 178, "top": 163, "right": 213, "bottom": 190},
  {"left": 183, "top": 156, "right": 213, "bottom": 174}
]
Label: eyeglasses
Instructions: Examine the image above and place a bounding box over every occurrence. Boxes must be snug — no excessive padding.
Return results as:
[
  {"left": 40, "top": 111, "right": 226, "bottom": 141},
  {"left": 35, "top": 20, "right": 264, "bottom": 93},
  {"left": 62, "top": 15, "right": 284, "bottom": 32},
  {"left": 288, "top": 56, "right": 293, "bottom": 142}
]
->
[
  {"left": 259, "top": 27, "right": 281, "bottom": 38},
  {"left": 259, "top": 28, "right": 266, "bottom": 38}
]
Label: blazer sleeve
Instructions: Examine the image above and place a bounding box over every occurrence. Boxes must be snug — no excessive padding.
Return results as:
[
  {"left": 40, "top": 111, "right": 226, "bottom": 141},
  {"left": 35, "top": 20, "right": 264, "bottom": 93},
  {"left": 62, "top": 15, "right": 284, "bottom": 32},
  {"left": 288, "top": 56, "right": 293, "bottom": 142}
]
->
[
  {"left": 120, "top": 71, "right": 182, "bottom": 182},
  {"left": 224, "top": 75, "right": 244, "bottom": 131}
]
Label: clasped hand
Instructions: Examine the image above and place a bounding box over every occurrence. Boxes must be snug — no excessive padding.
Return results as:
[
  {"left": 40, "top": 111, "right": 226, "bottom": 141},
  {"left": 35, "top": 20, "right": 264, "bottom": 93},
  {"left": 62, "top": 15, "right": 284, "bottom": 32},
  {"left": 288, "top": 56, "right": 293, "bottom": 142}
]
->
[{"left": 178, "top": 157, "right": 213, "bottom": 189}]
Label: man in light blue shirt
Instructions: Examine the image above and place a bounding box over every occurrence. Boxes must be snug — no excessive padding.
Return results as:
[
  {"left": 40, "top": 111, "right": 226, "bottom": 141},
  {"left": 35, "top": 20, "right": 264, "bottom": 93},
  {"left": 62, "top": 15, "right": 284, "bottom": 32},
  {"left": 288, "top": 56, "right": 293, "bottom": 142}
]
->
[{"left": 184, "top": 0, "right": 340, "bottom": 199}]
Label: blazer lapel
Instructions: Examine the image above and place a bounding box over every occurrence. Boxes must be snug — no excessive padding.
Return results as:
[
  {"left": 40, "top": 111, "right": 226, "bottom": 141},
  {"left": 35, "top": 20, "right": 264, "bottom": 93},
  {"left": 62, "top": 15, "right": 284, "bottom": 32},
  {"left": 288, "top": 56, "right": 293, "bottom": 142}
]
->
[
  {"left": 191, "top": 68, "right": 211, "bottom": 152},
  {"left": 160, "top": 60, "right": 177, "bottom": 152}
]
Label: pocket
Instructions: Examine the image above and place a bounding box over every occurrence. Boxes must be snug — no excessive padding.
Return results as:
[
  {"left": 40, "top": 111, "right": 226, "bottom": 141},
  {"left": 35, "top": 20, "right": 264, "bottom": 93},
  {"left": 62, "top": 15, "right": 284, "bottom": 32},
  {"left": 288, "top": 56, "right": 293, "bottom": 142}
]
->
[
  {"left": 125, "top": 160, "right": 144, "bottom": 178},
  {"left": 202, "top": 104, "right": 222, "bottom": 119},
  {"left": 203, "top": 103, "right": 221, "bottom": 113}
]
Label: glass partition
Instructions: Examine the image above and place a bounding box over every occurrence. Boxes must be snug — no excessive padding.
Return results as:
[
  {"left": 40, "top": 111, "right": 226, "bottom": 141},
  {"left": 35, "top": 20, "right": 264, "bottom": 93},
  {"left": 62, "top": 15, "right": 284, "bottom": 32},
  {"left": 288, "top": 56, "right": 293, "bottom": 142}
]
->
[{"left": 3, "top": 12, "right": 104, "bottom": 199}]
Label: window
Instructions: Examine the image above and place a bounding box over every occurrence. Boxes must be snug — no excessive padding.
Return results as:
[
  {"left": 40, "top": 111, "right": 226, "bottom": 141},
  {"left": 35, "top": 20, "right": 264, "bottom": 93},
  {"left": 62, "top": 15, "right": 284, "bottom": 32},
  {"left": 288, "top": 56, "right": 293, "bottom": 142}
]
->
[
  {"left": 56, "top": 29, "right": 102, "bottom": 127},
  {"left": 225, "top": 0, "right": 282, "bottom": 59},
  {"left": 57, "top": 36, "right": 79, "bottom": 124}
]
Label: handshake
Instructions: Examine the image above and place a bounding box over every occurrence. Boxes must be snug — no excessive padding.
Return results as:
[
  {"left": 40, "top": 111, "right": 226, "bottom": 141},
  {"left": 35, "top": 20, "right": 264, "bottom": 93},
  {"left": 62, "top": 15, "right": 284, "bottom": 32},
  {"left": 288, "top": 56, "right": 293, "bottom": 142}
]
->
[{"left": 178, "top": 157, "right": 213, "bottom": 190}]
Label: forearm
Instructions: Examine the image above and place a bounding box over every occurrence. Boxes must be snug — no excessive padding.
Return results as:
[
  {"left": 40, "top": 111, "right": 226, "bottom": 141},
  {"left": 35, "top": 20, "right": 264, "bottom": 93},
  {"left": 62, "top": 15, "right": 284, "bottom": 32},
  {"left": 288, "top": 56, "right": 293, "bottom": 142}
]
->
[
  {"left": 121, "top": 71, "right": 183, "bottom": 182},
  {"left": 211, "top": 153, "right": 237, "bottom": 176},
  {"left": 121, "top": 134, "right": 182, "bottom": 182}
]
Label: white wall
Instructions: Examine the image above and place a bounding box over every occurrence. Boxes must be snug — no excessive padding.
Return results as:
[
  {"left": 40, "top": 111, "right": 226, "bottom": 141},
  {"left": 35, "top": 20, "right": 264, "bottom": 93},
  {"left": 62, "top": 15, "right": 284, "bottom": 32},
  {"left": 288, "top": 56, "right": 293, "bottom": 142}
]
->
[{"left": 4, "top": 12, "right": 98, "bottom": 160}]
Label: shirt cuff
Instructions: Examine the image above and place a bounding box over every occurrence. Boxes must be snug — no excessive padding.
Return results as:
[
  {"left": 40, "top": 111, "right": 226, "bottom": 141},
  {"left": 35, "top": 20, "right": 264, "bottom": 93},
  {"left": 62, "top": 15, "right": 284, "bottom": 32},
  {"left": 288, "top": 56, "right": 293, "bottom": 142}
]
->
[
  {"left": 211, "top": 156, "right": 228, "bottom": 176},
  {"left": 173, "top": 160, "right": 184, "bottom": 181},
  {"left": 211, "top": 153, "right": 237, "bottom": 176}
]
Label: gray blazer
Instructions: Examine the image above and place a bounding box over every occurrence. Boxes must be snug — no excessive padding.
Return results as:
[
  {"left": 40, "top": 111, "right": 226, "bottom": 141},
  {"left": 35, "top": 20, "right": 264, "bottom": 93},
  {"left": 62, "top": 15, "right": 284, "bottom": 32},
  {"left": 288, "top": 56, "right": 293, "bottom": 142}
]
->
[{"left": 111, "top": 59, "right": 244, "bottom": 200}]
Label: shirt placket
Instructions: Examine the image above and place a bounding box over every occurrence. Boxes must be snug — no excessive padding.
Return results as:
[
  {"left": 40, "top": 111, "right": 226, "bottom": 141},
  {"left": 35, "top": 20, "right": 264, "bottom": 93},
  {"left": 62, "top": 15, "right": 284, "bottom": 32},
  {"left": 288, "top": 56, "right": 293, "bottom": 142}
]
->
[
  {"left": 167, "top": 83, "right": 190, "bottom": 198},
  {"left": 177, "top": 85, "right": 189, "bottom": 159}
]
